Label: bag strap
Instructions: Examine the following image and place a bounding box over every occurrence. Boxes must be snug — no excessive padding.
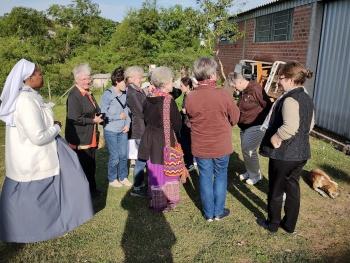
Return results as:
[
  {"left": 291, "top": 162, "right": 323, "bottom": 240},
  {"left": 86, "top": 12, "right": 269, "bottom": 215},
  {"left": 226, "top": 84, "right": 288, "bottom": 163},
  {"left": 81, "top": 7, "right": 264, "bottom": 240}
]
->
[
  {"left": 106, "top": 89, "right": 127, "bottom": 109},
  {"left": 163, "top": 95, "right": 172, "bottom": 147},
  {"left": 115, "top": 96, "right": 127, "bottom": 109}
]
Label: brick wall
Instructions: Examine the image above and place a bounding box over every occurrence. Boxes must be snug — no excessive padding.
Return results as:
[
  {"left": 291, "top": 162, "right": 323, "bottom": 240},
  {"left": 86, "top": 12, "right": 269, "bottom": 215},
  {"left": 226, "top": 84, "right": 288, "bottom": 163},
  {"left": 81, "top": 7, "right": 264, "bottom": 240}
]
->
[{"left": 218, "top": 4, "right": 312, "bottom": 76}]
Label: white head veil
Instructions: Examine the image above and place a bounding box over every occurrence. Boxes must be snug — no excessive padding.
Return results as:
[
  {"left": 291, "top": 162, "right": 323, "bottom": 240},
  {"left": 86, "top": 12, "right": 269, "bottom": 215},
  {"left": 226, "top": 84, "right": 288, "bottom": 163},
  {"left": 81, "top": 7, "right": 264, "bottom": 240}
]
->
[{"left": 0, "top": 59, "right": 36, "bottom": 126}]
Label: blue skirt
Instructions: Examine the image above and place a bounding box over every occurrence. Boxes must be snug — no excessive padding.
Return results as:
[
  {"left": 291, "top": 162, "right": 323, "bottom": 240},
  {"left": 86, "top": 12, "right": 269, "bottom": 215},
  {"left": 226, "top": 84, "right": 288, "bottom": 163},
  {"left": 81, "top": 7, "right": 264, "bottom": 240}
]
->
[{"left": 0, "top": 136, "right": 94, "bottom": 243}]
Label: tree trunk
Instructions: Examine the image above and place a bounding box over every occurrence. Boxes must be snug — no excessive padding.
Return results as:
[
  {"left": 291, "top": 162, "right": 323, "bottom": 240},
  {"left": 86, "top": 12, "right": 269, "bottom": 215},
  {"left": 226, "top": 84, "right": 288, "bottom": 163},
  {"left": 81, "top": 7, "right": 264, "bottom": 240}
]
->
[{"left": 215, "top": 49, "right": 226, "bottom": 81}]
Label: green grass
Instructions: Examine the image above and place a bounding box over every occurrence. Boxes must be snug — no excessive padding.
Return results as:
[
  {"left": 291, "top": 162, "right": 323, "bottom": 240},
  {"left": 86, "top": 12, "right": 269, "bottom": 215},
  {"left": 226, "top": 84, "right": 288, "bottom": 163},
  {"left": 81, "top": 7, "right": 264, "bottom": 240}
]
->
[{"left": 0, "top": 100, "right": 350, "bottom": 262}]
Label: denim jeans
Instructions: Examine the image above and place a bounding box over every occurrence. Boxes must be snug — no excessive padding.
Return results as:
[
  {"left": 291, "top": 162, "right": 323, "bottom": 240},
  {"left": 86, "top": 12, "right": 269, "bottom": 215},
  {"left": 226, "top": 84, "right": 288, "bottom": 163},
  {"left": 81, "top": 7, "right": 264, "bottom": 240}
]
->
[
  {"left": 104, "top": 130, "right": 128, "bottom": 182},
  {"left": 196, "top": 155, "right": 230, "bottom": 219},
  {"left": 133, "top": 139, "right": 146, "bottom": 188}
]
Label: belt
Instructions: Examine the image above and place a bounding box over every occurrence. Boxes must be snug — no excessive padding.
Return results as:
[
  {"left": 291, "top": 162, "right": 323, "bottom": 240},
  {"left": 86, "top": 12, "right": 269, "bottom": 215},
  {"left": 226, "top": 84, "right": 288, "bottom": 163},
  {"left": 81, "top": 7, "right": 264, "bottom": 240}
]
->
[{"left": 69, "top": 144, "right": 93, "bottom": 150}]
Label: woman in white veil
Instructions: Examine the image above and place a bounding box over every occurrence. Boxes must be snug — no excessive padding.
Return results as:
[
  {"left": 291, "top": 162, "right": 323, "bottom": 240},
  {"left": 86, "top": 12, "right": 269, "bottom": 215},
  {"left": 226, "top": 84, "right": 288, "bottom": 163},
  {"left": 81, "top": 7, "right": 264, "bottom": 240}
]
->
[{"left": 0, "top": 59, "right": 94, "bottom": 243}]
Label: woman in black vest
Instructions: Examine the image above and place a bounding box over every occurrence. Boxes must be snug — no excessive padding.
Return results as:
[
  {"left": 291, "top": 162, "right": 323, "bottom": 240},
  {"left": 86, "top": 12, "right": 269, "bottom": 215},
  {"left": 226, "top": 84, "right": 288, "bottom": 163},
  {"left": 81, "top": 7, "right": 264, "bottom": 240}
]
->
[{"left": 258, "top": 61, "right": 314, "bottom": 233}]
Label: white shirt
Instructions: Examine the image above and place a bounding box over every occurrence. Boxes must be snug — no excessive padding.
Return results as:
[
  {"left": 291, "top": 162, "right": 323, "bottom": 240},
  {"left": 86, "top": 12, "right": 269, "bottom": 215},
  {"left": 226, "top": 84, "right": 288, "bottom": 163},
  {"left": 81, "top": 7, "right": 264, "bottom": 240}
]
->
[{"left": 5, "top": 86, "right": 61, "bottom": 182}]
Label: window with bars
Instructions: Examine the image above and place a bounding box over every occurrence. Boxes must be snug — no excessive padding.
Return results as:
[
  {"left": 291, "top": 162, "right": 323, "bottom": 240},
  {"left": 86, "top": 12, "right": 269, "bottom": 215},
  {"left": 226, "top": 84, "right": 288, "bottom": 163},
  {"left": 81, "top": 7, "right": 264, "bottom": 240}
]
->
[{"left": 255, "top": 9, "right": 293, "bottom": 42}]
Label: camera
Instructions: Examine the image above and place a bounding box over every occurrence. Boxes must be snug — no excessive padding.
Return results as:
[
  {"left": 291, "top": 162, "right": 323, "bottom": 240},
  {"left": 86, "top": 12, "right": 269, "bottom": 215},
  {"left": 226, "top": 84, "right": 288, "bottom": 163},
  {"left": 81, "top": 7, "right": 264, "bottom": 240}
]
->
[{"left": 98, "top": 113, "right": 109, "bottom": 125}]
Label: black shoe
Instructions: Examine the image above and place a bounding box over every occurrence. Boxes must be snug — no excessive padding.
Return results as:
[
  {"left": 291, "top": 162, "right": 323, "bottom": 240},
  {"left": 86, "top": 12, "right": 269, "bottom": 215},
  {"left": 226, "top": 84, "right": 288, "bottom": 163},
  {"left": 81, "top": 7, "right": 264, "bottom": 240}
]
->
[
  {"left": 214, "top": 208, "right": 230, "bottom": 221},
  {"left": 130, "top": 187, "right": 148, "bottom": 198},
  {"left": 280, "top": 222, "right": 296, "bottom": 234},
  {"left": 257, "top": 218, "right": 278, "bottom": 233}
]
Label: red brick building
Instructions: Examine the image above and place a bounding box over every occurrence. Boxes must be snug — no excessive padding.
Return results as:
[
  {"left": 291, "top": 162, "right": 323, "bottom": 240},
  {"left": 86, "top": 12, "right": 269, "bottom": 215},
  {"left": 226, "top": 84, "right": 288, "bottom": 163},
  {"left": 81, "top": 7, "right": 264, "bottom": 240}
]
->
[
  {"left": 219, "top": 1, "right": 313, "bottom": 75},
  {"left": 218, "top": 0, "right": 350, "bottom": 140}
]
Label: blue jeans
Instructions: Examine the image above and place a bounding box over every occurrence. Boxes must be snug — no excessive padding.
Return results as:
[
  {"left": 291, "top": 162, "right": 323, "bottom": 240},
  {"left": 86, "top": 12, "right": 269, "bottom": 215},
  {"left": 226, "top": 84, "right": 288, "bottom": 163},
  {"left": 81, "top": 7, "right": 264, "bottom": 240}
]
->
[
  {"left": 196, "top": 155, "right": 230, "bottom": 219},
  {"left": 104, "top": 130, "right": 128, "bottom": 182},
  {"left": 133, "top": 139, "right": 146, "bottom": 188}
]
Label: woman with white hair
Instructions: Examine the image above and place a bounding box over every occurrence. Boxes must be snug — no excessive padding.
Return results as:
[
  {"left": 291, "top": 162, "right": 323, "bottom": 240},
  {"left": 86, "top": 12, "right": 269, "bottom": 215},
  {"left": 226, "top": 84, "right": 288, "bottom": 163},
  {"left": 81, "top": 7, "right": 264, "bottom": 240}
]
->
[
  {"left": 65, "top": 63, "right": 104, "bottom": 197},
  {"left": 138, "top": 66, "right": 182, "bottom": 212},
  {"left": 125, "top": 66, "right": 148, "bottom": 197},
  {"left": 0, "top": 59, "right": 93, "bottom": 243}
]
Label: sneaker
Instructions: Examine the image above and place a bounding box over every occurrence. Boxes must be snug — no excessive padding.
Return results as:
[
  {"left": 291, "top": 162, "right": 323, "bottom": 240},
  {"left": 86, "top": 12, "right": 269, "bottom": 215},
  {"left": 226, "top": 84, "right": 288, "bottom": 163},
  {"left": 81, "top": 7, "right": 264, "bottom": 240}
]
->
[
  {"left": 119, "top": 178, "right": 132, "bottom": 187},
  {"left": 246, "top": 175, "right": 262, "bottom": 185},
  {"left": 214, "top": 208, "right": 230, "bottom": 221},
  {"left": 206, "top": 218, "right": 214, "bottom": 222},
  {"left": 109, "top": 180, "right": 123, "bottom": 188},
  {"left": 239, "top": 172, "right": 250, "bottom": 181},
  {"left": 130, "top": 188, "right": 148, "bottom": 198}
]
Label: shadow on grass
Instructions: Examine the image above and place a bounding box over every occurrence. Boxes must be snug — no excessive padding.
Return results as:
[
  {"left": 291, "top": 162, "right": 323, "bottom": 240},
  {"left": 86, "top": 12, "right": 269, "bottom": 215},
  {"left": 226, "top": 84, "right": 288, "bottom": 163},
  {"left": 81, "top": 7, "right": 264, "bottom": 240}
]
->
[
  {"left": 121, "top": 190, "right": 176, "bottom": 263},
  {"left": 321, "top": 249, "right": 350, "bottom": 263},
  {"left": 300, "top": 169, "right": 313, "bottom": 190},
  {"left": 227, "top": 152, "right": 267, "bottom": 218},
  {"left": 93, "top": 148, "right": 109, "bottom": 213},
  {"left": 0, "top": 243, "right": 24, "bottom": 262},
  {"left": 182, "top": 169, "right": 201, "bottom": 212},
  {"left": 319, "top": 164, "right": 350, "bottom": 185},
  {"left": 182, "top": 152, "right": 268, "bottom": 219}
]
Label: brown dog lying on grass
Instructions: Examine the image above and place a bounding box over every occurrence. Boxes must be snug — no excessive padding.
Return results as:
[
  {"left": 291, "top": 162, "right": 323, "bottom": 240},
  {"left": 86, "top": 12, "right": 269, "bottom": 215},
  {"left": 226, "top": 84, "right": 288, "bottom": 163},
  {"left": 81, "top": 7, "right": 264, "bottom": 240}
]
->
[{"left": 310, "top": 169, "right": 339, "bottom": 198}]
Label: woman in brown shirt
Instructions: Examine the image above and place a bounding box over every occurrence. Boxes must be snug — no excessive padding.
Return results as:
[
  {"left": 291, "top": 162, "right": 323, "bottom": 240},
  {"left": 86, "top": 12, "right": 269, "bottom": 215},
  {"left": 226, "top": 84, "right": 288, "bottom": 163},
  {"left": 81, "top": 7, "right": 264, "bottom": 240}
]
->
[{"left": 228, "top": 72, "right": 271, "bottom": 185}]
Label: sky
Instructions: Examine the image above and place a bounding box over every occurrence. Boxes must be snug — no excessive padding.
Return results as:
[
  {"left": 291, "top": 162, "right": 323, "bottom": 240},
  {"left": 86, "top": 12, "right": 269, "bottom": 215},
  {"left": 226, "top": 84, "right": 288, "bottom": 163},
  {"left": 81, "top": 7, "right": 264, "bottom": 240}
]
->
[{"left": 0, "top": 0, "right": 270, "bottom": 22}]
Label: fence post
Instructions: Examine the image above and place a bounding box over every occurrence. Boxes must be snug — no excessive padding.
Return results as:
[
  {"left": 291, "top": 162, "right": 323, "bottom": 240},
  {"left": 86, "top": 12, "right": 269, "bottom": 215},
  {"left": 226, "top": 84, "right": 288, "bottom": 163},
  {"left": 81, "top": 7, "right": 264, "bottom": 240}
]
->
[{"left": 47, "top": 79, "right": 52, "bottom": 101}]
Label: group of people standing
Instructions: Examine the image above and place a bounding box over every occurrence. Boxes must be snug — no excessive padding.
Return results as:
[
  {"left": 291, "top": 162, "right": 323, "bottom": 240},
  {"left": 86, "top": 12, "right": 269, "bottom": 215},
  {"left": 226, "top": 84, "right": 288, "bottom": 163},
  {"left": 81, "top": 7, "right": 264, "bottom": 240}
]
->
[{"left": 0, "top": 56, "right": 314, "bottom": 243}]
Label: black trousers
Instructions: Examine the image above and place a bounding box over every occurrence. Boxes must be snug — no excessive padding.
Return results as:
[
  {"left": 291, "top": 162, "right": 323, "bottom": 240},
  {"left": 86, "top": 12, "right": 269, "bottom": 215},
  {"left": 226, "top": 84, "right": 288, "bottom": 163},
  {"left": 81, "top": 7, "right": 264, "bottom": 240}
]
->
[
  {"left": 179, "top": 125, "right": 193, "bottom": 168},
  {"left": 267, "top": 158, "right": 307, "bottom": 232},
  {"left": 75, "top": 148, "right": 97, "bottom": 193}
]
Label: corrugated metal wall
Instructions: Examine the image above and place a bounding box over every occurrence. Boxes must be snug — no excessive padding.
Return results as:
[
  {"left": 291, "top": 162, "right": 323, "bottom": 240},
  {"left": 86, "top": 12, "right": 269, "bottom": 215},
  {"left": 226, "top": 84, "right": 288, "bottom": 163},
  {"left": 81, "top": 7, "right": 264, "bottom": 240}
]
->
[{"left": 314, "top": 0, "right": 350, "bottom": 139}]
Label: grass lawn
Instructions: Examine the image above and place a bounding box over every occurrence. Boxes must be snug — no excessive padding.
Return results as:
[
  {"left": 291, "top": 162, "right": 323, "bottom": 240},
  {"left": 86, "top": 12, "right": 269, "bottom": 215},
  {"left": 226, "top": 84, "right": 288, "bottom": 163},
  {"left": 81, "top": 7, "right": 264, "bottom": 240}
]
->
[{"left": 0, "top": 100, "right": 349, "bottom": 263}]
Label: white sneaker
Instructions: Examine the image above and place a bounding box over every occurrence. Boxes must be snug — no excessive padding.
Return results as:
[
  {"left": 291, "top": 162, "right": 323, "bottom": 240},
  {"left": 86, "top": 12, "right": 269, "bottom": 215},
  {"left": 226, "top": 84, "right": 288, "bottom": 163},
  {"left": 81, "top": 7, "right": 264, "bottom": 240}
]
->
[
  {"left": 239, "top": 172, "right": 250, "bottom": 181},
  {"left": 246, "top": 175, "right": 262, "bottom": 185},
  {"left": 109, "top": 180, "right": 123, "bottom": 188},
  {"left": 119, "top": 178, "right": 132, "bottom": 187}
]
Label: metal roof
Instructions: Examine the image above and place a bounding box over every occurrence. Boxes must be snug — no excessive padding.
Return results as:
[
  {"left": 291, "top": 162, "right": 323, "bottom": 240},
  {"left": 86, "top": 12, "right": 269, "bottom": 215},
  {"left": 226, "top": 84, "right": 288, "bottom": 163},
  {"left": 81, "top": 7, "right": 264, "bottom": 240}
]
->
[
  {"left": 231, "top": 0, "right": 281, "bottom": 15},
  {"left": 232, "top": 0, "right": 320, "bottom": 21}
]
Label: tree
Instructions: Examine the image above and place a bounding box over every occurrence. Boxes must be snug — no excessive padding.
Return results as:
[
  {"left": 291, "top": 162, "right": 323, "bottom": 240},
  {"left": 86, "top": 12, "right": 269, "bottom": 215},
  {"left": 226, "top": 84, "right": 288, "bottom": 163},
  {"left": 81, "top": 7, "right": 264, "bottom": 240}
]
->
[
  {"left": 108, "top": 1, "right": 208, "bottom": 71},
  {"left": 47, "top": 0, "right": 116, "bottom": 47},
  {"left": 0, "top": 7, "right": 50, "bottom": 39},
  {"left": 196, "top": 0, "right": 243, "bottom": 80}
]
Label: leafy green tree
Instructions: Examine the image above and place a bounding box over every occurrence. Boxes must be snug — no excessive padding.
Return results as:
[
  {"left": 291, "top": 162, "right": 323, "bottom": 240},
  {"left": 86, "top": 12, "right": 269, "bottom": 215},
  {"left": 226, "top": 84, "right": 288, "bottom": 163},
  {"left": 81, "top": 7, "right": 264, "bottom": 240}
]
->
[
  {"left": 196, "top": 0, "right": 242, "bottom": 80},
  {"left": 0, "top": 7, "right": 50, "bottom": 39},
  {"left": 108, "top": 1, "right": 209, "bottom": 72},
  {"left": 0, "top": 0, "right": 240, "bottom": 97},
  {"left": 47, "top": 0, "right": 117, "bottom": 57}
]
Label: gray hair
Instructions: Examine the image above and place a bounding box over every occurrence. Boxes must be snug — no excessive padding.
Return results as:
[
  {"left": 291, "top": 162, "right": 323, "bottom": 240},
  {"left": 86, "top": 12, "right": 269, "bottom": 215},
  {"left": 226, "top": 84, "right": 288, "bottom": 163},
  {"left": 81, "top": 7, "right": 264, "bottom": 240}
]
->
[
  {"left": 72, "top": 63, "right": 91, "bottom": 81},
  {"left": 193, "top": 57, "right": 217, "bottom": 81},
  {"left": 150, "top": 66, "right": 173, "bottom": 88},
  {"left": 224, "top": 72, "right": 244, "bottom": 88},
  {"left": 125, "top": 66, "right": 144, "bottom": 81}
]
